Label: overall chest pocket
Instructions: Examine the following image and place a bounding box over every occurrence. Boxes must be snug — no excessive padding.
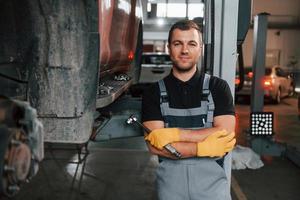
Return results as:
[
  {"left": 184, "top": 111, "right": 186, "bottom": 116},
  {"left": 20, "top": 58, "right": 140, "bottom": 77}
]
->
[{"left": 165, "top": 114, "right": 207, "bottom": 128}]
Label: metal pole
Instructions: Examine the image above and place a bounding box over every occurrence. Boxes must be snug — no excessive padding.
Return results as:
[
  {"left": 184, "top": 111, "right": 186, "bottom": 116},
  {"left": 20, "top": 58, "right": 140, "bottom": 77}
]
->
[
  {"left": 203, "top": 0, "right": 213, "bottom": 74},
  {"left": 249, "top": 13, "right": 287, "bottom": 157},
  {"left": 213, "top": 0, "right": 239, "bottom": 97},
  {"left": 186, "top": 0, "right": 189, "bottom": 19},
  {"left": 251, "top": 13, "right": 269, "bottom": 112},
  {"left": 207, "top": 0, "right": 239, "bottom": 191},
  {"left": 166, "top": 0, "right": 168, "bottom": 17}
]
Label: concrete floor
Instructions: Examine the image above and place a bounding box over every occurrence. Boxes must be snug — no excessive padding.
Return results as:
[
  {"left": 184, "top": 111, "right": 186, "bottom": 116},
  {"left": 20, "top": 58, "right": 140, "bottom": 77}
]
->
[
  {"left": 9, "top": 97, "right": 300, "bottom": 200},
  {"left": 233, "top": 156, "right": 300, "bottom": 200},
  {"left": 12, "top": 138, "right": 157, "bottom": 200}
]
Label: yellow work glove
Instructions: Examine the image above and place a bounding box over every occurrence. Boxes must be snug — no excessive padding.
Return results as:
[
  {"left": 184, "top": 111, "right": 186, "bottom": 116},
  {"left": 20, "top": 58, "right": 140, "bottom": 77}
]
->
[
  {"left": 197, "top": 130, "right": 236, "bottom": 157},
  {"left": 145, "top": 128, "right": 180, "bottom": 150}
]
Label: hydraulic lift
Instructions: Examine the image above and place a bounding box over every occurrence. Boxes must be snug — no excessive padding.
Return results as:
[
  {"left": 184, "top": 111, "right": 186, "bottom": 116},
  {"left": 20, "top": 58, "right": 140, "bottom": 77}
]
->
[
  {"left": 205, "top": 0, "right": 300, "bottom": 168},
  {"left": 204, "top": 0, "right": 300, "bottom": 170}
]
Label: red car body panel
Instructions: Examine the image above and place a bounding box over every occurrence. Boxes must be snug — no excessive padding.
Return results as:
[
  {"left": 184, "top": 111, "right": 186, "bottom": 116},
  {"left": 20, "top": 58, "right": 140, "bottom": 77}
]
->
[{"left": 99, "top": 0, "right": 142, "bottom": 76}]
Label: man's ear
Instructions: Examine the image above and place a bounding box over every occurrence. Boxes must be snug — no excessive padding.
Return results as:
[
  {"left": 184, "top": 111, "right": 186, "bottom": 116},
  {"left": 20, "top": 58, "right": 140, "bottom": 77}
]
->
[{"left": 167, "top": 44, "right": 170, "bottom": 51}]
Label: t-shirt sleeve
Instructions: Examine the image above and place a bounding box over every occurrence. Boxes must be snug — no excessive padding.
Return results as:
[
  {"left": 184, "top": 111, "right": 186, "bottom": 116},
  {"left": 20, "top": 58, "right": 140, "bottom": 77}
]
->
[
  {"left": 141, "top": 83, "right": 164, "bottom": 122},
  {"left": 210, "top": 77, "right": 235, "bottom": 116}
]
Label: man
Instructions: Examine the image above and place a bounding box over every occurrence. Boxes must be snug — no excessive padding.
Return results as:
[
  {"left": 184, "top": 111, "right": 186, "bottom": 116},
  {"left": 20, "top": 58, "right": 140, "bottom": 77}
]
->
[{"left": 142, "top": 20, "right": 236, "bottom": 200}]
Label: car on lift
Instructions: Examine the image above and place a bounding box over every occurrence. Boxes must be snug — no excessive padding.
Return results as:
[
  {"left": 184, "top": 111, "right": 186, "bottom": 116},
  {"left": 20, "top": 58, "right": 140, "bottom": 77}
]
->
[
  {"left": 139, "top": 52, "right": 173, "bottom": 83},
  {"left": 235, "top": 66, "right": 294, "bottom": 104},
  {"left": 0, "top": 0, "right": 143, "bottom": 143},
  {"left": 0, "top": 0, "right": 143, "bottom": 196}
]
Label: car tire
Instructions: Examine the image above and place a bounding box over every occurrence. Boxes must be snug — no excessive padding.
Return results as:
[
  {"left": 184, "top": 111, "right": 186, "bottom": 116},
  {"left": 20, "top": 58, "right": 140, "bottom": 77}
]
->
[
  {"left": 0, "top": 0, "right": 99, "bottom": 143},
  {"left": 274, "top": 88, "right": 281, "bottom": 104},
  {"left": 234, "top": 95, "right": 239, "bottom": 104},
  {"left": 298, "top": 94, "right": 300, "bottom": 120},
  {"left": 288, "top": 84, "right": 295, "bottom": 97}
]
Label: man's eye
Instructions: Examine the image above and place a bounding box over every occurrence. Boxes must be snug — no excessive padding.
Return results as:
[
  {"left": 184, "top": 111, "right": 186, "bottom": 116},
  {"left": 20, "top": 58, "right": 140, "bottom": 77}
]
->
[
  {"left": 173, "top": 43, "right": 180, "bottom": 46},
  {"left": 189, "top": 43, "right": 197, "bottom": 47}
]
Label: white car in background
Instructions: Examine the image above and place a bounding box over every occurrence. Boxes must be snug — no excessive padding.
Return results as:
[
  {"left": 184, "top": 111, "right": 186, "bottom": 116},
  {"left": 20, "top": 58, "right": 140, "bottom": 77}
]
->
[
  {"left": 235, "top": 66, "right": 294, "bottom": 104},
  {"left": 139, "top": 52, "right": 173, "bottom": 83}
]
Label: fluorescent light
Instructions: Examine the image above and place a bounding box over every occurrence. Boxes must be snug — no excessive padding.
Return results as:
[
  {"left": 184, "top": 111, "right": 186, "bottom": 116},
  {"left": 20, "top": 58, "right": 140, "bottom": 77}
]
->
[
  {"left": 157, "top": 18, "right": 165, "bottom": 26},
  {"left": 147, "top": 3, "right": 151, "bottom": 12}
]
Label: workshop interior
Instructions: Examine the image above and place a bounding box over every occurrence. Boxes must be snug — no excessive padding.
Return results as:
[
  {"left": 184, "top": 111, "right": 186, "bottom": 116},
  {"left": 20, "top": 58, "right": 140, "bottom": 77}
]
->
[{"left": 0, "top": 0, "right": 300, "bottom": 199}]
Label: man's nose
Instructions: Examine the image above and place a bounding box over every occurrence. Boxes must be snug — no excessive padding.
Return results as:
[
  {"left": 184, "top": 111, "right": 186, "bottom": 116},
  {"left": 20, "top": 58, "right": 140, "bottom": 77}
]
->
[{"left": 181, "top": 44, "right": 189, "bottom": 54}]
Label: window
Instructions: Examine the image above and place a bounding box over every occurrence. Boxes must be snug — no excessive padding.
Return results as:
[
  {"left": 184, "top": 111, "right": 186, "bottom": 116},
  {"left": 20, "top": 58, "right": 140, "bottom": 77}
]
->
[
  {"left": 156, "top": 3, "right": 204, "bottom": 18},
  {"left": 188, "top": 3, "right": 204, "bottom": 19},
  {"left": 275, "top": 68, "right": 286, "bottom": 77},
  {"left": 157, "top": 3, "right": 186, "bottom": 18},
  {"left": 265, "top": 68, "right": 272, "bottom": 76}
]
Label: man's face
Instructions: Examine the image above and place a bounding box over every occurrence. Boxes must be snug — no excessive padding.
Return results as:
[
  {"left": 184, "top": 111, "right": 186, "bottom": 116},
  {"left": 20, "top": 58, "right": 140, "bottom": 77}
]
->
[{"left": 168, "top": 28, "right": 202, "bottom": 72}]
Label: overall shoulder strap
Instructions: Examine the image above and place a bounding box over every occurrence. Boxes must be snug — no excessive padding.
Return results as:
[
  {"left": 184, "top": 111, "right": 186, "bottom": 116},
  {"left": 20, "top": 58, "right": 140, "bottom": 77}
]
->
[
  {"left": 158, "top": 80, "right": 168, "bottom": 103},
  {"left": 201, "top": 73, "right": 210, "bottom": 100},
  {"left": 203, "top": 73, "right": 211, "bottom": 90},
  {"left": 202, "top": 74, "right": 215, "bottom": 125}
]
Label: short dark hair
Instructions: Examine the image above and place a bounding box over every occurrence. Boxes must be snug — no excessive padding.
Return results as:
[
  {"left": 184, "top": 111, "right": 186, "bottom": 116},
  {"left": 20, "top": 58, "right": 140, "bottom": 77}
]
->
[{"left": 168, "top": 19, "right": 202, "bottom": 45}]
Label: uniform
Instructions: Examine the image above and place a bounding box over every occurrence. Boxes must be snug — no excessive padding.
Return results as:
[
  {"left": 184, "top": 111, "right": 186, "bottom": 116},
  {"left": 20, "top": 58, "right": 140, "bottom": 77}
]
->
[{"left": 142, "top": 69, "right": 235, "bottom": 200}]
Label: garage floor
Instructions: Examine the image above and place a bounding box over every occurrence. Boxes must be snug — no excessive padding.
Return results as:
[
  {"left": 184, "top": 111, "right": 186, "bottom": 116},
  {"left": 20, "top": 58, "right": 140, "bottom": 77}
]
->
[
  {"left": 10, "top": 97, "right": 300, "bottom": 200},
  {"left": 10, "top": 137, "right": 300, "bottom": 200},
  {"left": 13, "top": 138, "right": 157, "bottom": 200}
]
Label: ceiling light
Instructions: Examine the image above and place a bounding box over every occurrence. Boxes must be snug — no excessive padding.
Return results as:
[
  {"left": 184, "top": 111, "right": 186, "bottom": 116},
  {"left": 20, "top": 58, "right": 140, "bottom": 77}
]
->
[{"left": 157, "top": 18, "right": 165, "bottom": 26}]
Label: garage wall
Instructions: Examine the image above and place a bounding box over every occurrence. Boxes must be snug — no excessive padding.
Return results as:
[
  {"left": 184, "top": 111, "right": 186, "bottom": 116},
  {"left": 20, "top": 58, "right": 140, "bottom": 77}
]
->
[
  {"left": 243, "top": 29, "right": 300, "bottom": 69},
  {"left": 242, "top": 0, "right": 300, "bottom": 70},
  {"left": 252, "top": 0, "right": 300, "bottom": 16}
]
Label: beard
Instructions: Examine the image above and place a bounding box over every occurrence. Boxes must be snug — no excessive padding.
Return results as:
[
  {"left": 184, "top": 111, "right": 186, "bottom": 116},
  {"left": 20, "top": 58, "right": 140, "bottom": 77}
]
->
[{"left": 172, "top": 61, "right": 195, "bottom": 72}]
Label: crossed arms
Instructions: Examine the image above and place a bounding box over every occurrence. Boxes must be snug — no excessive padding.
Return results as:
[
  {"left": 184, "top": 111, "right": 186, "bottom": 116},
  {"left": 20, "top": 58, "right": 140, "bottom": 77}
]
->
[{"left": 143, "top": 115, "right": 236, "bottom": 159}]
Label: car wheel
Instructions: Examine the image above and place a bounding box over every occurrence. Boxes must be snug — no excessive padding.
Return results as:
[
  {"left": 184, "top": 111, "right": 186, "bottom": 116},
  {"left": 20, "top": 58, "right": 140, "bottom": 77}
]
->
[
  {"left": 0, "top": 0, "right": 99, "bottom": 143},
  {"left": 234, "top": 95, "right": 239, "bottom": 104},
  {"left": 298, "top": 94, "right": 300, "bottom": 120},
  {"left": 288, "top": 84, "right": 295, "bottom": 97},
  {"left": 274, "top": 88, "right": 281, "bottom": 104}
]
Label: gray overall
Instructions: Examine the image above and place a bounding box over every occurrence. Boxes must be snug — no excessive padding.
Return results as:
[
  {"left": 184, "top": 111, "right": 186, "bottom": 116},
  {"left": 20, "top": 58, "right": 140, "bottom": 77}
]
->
[{"left": 156, "top": 74, "right": 232, "bottom": 200}]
